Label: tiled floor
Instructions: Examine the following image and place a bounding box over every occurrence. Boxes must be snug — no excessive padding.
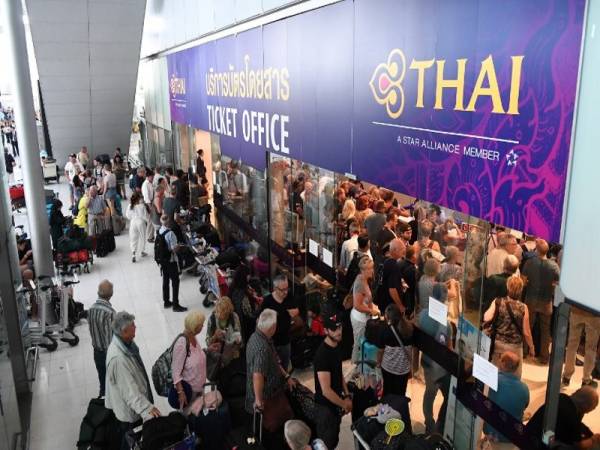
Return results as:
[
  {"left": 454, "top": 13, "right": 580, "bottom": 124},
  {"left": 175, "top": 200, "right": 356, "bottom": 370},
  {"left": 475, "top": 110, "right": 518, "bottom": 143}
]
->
[{"left": 21, "top": 181, "right": 599, "bottom": 450}]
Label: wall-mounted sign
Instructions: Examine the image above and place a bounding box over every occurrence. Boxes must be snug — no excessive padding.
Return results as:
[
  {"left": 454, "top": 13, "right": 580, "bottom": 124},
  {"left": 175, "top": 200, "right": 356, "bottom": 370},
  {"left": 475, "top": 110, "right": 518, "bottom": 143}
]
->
[{"left": 167, "top": 0, "right": 586, "bottom": 242}]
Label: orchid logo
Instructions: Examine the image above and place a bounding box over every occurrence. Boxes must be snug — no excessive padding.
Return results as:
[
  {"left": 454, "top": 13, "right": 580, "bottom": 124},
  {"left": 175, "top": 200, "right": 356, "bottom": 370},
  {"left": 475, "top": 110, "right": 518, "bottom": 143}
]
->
[{"left": 369, "top": 49, "right": 406, "bottom": 119}]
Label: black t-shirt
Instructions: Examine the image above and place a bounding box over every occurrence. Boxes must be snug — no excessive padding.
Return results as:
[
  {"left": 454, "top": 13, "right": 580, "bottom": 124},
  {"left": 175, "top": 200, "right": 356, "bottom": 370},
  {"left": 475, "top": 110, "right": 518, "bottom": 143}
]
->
[
  {"left": 377, "top": 257, "right": 403, "bottom": 312},
  {"left": 260, "top": 294, "right": 298, "bottom": 346},
  {"left": 376, "top": 227, "right": 396, "bottom": 254},
  {"left": 314, "top": 340, "right": 343, "bottom": 412},
  {"left": 376, "top": 326, "right": 414, "bottom": 349},
  {"left": 397, "top": 259, "right": 417, "bottom": 314},
  {"left": 525, "top": 394, "right": 592, "bottom": 447}
]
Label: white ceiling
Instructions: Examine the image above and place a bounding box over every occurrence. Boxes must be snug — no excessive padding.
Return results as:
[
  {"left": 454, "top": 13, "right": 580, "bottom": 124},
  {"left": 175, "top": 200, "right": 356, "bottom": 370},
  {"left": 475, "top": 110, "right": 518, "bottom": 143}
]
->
[{"left": 26, "top": 0, "right": 146, "bottom": 165}]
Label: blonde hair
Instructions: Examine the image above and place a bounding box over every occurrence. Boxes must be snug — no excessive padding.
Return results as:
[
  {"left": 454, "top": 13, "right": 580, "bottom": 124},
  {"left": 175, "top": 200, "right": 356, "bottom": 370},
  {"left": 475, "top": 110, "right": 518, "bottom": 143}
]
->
[
  {"left": 215, "top": 296, "right": 234, "bottom": 318},
  {"left": 184, "top": 310, "right": 206, "bottom": 335},
  {"left": 506, "top": 275, "right": 524, "bottom": 299},
  {"left": 359, "top": 257, "right": 373, "bottom": 272},
  {"left": 342, "top": 199, "right": 356, "bottom": 220}
]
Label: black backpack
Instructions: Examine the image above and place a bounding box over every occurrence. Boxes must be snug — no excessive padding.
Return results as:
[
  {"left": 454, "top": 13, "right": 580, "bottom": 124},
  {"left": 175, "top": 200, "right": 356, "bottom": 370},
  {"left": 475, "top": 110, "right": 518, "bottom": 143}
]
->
[
  {"left": 77, "top": 398, "right": 120, "bottom": 450},
  {"left": 154, "top": 230, "right": 171, "bottom": 266}
]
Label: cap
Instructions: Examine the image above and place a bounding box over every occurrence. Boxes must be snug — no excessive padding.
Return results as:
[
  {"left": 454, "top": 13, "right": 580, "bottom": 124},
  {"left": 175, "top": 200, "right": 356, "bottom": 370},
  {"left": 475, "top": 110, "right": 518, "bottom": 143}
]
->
[{"left": 324, "top": 313, "right": 342, "bottom": 331}]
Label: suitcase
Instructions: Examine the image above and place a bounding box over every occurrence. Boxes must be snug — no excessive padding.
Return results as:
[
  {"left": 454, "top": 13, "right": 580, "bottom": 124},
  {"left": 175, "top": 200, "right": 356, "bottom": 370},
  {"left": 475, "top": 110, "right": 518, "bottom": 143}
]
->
[
  {"left": 225, "top": 410, "right": 265, "bottom": 450},
  {"left": 189, "top": 401, "right": 231, "bottom": 450},
  {"left": 9, "top": 184, "right": 24, "bottom": 200},
  {"left": 141, "top": 412, "right": 188, "bottom": 450}
]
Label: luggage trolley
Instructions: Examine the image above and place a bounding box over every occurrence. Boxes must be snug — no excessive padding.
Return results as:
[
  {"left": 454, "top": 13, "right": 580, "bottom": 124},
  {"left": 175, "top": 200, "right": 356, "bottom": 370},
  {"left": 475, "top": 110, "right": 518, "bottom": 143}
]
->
[{"left": 28, "top": 271, "right": 80, "bottom": 352}]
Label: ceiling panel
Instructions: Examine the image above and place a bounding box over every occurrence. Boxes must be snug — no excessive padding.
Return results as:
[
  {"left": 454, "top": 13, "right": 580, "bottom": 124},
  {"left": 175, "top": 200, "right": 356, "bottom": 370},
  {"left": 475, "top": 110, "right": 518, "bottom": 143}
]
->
[{"left": 27, "top": 0, "right": 146, "bottom": 165}]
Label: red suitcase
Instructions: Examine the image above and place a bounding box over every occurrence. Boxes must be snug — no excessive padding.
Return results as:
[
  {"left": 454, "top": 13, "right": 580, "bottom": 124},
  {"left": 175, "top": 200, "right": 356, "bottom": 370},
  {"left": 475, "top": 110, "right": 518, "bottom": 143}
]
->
[{"left": 9, "top": 184, "right": 25, "bottom": 200}]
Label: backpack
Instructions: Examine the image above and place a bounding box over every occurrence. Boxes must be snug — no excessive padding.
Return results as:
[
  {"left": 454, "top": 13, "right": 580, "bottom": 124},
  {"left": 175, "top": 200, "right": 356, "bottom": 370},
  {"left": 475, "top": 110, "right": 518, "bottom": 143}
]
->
[
  {"left": 154, "top": 229, "right": 172, "bottom": 266},
  {"left": 76, "top": 398, "right": 120, "bottom": 450},
  {"left": 151, "top": 334, "right": 190, "bottom": 397}
]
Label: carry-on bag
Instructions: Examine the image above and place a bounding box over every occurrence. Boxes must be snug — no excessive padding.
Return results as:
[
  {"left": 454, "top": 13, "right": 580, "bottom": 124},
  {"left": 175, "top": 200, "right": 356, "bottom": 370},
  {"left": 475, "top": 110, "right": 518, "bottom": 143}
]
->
[{"left": 76, "top": 397, "right": 120, "bottom": 450}]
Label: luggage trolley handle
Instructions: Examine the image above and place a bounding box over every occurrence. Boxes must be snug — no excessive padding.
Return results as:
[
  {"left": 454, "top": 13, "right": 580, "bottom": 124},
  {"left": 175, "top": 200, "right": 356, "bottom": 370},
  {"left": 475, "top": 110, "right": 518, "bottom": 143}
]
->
[{"left": 249, "top": 407, "right": 263, "bottom": 445}]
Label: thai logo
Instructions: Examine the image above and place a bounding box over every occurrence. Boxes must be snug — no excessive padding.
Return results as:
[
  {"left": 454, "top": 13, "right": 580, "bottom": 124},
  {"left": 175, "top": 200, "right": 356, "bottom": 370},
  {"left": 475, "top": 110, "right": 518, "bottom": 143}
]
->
[
  {"left": 369, "top": 49, "right": 407, "bottom": 119},
  {"left": 370, "top": 49, "right": 524, "bottom": 119},
  {"left": 170, "top": 74, "right": 186, "bottom": 96}
]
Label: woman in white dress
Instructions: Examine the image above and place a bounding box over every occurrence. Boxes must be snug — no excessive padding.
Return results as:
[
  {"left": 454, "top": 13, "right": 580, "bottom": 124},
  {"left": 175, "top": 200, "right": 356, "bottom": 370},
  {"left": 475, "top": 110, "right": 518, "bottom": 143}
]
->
[{"left": 126, "top": 192, "right": 150, "bottom": 262}]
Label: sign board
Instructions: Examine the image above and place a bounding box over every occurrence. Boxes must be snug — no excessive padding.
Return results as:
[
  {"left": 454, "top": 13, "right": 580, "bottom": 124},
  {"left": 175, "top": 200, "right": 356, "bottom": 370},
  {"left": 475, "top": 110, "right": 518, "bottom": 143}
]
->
[{"left": 167, "top": 0, "right": 586, "bottom": 242}]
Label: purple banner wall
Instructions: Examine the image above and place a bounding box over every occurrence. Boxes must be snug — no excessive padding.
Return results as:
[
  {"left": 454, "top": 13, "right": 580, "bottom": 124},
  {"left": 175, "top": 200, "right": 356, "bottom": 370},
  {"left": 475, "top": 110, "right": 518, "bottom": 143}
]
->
[
  {"left": 353, "top": 0, "right": 585, "bottom": 242},
  {"left": 168, "top": 0, "right": 585, "bottom": 241}
]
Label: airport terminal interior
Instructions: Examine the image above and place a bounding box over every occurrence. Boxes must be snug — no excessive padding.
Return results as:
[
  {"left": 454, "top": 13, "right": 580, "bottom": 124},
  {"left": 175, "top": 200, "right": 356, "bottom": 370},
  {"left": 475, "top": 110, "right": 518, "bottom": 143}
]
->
[{"left": 1, "top": 1, "right": 600, "bottom": 449}]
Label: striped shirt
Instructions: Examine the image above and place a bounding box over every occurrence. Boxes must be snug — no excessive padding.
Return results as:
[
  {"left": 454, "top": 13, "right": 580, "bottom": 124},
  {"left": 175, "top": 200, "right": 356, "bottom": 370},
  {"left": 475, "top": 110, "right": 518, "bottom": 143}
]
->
[{"left": 88, "top": 298, "right": 116, "bottom": 351}]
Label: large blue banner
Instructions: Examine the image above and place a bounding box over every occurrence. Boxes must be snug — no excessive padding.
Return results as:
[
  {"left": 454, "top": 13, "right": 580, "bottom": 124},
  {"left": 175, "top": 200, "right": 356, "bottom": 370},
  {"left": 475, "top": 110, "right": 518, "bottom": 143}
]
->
[
  {"left": 168, "top": 0, "right": 585, "bottom": 241},
  {"left": 168, "top": 1, "right": 354, "bottom": 171}
]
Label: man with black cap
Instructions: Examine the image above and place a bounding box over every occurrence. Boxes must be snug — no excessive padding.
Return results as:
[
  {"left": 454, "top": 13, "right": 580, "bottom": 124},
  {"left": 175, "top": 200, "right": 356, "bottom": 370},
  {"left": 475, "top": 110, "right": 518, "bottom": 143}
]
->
[{"left": 313, "top": 313, "right": 352, "bottom": 449}]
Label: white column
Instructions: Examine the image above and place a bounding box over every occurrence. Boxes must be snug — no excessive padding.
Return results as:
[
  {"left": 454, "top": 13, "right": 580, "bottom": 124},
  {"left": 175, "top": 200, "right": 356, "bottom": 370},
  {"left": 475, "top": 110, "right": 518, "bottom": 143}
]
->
[{"left": 1, "top": 0, "right": 54, "bottom": 277}]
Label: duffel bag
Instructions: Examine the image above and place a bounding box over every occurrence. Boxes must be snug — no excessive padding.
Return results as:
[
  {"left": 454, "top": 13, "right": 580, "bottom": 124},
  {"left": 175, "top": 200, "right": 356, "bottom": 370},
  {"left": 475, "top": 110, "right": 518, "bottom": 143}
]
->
[{"left": 142, "top": 412, "right": 187, "bottom": 450}]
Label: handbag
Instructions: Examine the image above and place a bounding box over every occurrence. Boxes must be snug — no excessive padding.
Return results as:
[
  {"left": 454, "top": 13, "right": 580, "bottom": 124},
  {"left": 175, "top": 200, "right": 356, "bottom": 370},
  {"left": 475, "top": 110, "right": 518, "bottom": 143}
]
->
[
  {"left": 262, "top": 390, "right": 294, "bottom": 432},
  {"left": 343, "top": 291, "right": 354, "bottom": 310},
  {"left": 388, "top": 325, "right": 412, "bottom": 378}
]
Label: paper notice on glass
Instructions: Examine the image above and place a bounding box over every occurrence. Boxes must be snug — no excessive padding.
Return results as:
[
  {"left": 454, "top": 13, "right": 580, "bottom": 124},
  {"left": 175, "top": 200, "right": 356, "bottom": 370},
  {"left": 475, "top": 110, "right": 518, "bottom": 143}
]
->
[
  {"left": 428, "top": 297, "right": 448, "bottom": 325},
  {"left": 322, "top": 248, "right": 333, "bottom": 267},
  {"left": 473, "top": 354, "right": 498, "bottom": 391},
  {"left": 308, "top": 239, "right": 319, "bottom": 256}
]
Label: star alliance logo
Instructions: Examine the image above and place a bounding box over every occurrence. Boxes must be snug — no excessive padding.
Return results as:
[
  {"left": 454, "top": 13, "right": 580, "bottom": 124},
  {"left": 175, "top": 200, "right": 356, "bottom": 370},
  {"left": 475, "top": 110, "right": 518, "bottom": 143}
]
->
[{"left": 506, "top": 149, "right": 519, "bottom": 166}]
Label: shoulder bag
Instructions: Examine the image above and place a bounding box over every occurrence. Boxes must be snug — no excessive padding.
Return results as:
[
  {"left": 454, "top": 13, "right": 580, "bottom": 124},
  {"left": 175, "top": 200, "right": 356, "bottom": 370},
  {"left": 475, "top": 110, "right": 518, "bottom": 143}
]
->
[
  {"left": 388, "top": 324, "right": 412, "bottom": 378},
  {"left": 481, "top": 298, "right": 501, "bottom": 356}
]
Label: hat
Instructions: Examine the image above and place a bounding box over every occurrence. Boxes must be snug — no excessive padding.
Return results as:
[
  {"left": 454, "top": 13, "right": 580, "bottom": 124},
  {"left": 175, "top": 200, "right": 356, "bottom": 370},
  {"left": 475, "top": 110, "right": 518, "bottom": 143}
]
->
[{"left": 323, "top": 313, "right": 342, "bottom": 331}]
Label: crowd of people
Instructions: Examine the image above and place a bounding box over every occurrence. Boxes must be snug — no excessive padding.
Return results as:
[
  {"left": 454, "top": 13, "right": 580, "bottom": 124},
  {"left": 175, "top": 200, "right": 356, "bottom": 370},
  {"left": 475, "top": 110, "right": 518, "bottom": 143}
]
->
[{"left": 4, "top": 125, "right": 599, "bottom": 449}]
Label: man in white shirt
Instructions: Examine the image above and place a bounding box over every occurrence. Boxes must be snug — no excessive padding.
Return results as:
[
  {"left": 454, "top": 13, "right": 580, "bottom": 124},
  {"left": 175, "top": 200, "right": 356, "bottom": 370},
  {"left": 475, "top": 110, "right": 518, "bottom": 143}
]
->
[
  {"left": 339, "top": 223, "right": 360, "bottom": 271},
  {"left": 64, "top": 153, "right": 84, "bottom": 207},
  {"left": 486, "top": 232, "right": 519, "bottom": 277},
  {"left": 141, "top": 170, "right": 155, "bottom": 242}
]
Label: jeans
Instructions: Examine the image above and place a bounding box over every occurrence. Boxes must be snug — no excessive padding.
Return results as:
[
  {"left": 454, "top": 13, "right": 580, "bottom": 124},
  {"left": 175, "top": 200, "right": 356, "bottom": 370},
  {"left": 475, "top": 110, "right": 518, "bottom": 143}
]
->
[
  {"left": 350, "top": 315, "right": 367, "bottom": 363},
  {"left": 526, "top": 299, "right": 552, "bottom": 360},
  {"left": 93, "top": 348, "right": 107, "bottom": 396},
  {"left": 314, "top": 403, "right": 341, "bottom": 450},
  {"left": 563, "top": 310, "right": 600, "bottom": 382},
  {"left": 423, "top": 365, "right": 450, "bottom": 434},
  {"left": 276, "top": 343, "right": 291, "bottom": 372},
  {"left": 162, "top": 261, "right": 180, "bottom": 305}
]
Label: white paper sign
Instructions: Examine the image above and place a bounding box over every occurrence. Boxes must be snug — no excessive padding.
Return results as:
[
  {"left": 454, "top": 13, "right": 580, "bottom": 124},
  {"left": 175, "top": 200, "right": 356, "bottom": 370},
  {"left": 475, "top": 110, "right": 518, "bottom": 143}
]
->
[
  {"left": 322, "top": 248, "right": 333, "bottom": 267},
  {"left": 473, "top": 353, "right": 498, "bottom": 391},
  {"left": 509, "top": 229, "right": 524, "bottom": 240},
  {"left": 308, "top": 239, "right": 319, "bottom": 256},
  {"left": 428, "top": 296, "right": 448, "bottom": 325}
]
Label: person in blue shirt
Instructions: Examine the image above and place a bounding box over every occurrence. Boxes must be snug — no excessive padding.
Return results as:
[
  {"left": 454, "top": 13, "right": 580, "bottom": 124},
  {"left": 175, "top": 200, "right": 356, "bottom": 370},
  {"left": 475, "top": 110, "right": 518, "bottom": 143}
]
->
[{"left": 483, "top": 351, "right": 530, "bottom": 443}]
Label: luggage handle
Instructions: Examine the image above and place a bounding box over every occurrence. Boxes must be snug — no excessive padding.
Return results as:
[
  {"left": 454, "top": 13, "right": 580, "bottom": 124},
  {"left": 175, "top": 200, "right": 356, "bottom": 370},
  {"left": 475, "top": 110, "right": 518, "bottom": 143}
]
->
[{"left": 249, "top": 408, "right": 262, "bottom": 445}]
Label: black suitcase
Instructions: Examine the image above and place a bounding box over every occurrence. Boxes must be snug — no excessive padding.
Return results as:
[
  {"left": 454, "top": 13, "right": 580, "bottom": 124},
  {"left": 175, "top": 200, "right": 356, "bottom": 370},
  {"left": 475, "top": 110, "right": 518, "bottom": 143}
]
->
[
  {"left": 95, "top": 233, "right": 109, "bottom": 257},
  {"left": 225, "top": 410, "right": 265, "bottom": 450},
  {"left": 141, "top": 412, "right": 187, "bottom": 450},
  {"left": 189, "top": 401, "right": 231, "bottom": 450}
]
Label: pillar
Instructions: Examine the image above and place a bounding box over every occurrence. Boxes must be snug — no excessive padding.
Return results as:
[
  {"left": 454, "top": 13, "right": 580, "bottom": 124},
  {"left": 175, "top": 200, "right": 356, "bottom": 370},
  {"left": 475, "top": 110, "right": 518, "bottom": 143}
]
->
[{"left": 1, "top": 0, "right": 54, "bottom": 278}]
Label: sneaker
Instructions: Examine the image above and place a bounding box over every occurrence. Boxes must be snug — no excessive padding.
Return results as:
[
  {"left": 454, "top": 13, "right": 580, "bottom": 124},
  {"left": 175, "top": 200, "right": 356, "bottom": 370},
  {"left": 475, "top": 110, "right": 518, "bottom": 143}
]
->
[
  {"left": 132, "top": 256, "right": 136, "bottom": 263},
  {"left": 141, "top": 252, "right": 148, "bottom": 257},
  {"left": 582, "top": 379, "right": 598, "bottom": 389},
  {"left": 561, "top": 377, "right": 570, "bottom": 387},
  {"left": 172, "top": 304, "right": 188, "bottom": 312},
  {"left": 163, "top": 301, "right": 173, "bottom": 308},
  {"left": 148, "top": 238, "right": 155, "bottom": 243}
]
